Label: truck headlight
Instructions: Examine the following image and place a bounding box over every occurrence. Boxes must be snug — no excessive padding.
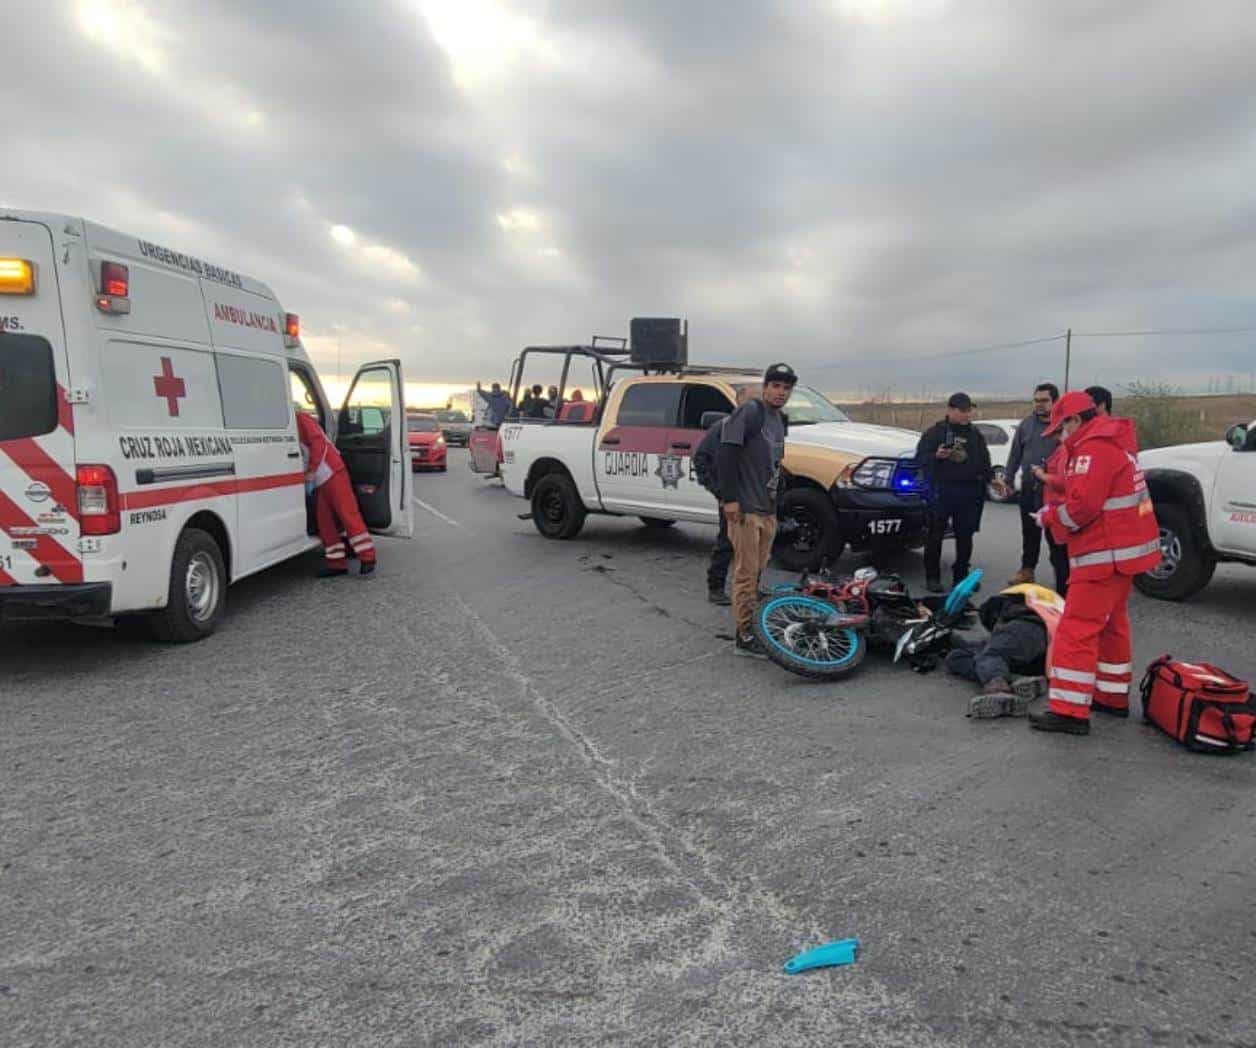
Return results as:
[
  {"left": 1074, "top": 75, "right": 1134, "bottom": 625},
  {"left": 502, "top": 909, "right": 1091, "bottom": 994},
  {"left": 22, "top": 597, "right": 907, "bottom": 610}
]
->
[{"left": 838, "top": 458, "right": 895, "bottom": 489}]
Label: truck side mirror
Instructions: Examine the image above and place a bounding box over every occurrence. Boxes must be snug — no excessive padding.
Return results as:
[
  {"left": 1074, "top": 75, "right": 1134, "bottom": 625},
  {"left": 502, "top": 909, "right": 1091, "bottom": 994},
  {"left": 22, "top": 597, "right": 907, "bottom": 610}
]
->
[
  {"left": 700, "top": 411, "right": 729, "bottom": 430},
  {"left": 1225, "top": 423, "right": 1249, "bottom": 450}
]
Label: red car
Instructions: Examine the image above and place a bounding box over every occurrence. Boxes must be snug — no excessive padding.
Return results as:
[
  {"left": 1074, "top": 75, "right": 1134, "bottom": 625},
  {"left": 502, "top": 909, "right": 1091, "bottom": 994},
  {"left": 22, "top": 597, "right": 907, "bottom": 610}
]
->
[{"left": 407, "top": 413, "right": 447, "bottom": 472}]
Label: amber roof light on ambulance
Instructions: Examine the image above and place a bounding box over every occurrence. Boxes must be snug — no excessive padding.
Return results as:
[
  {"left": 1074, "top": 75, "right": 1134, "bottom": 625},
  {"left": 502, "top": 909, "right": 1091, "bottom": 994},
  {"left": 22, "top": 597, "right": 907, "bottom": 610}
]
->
[{"left": 0, "top": 258, "right": 35, "bottom": 295}]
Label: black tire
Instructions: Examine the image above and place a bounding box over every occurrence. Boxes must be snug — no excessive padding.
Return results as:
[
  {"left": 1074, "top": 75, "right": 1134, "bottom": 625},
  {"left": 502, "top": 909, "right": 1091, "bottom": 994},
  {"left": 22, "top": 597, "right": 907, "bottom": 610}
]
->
[
  {"left": 148, "top": 528, "right": 227, "bottom": 643},
  {"left": 753, "top": 593, "right": 868, "bottom": 680},
  {"left": 774, "top": 488, "right": 841, "bottom": 571},
  {"left": 531, "top": 472, "right": 587, "bottom": 539},
  {"left": 1133, "top": 502, "right": 1215, "bottom": 601},
  {"left": 639, "top": 516, "right": 676, "bottom": 528}
]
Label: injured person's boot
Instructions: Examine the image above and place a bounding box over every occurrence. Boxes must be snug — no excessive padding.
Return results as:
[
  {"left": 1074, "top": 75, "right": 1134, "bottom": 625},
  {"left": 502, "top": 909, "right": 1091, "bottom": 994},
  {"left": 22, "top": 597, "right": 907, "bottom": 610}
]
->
[
  {"left": 1011, "top": 675, "right": 1048, "bottom": 702},
  {"left": 966, "top": 677, "right": 1032, "bottom": 719}
]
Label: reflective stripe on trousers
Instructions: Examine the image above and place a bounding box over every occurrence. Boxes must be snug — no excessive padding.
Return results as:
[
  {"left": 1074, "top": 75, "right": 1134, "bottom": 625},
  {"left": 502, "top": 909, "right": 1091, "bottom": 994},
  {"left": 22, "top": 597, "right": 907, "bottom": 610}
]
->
[
  {"left": 1048, "top": 685, "right": 1091, "bottom": 707},
  {"left": 1095, "top": 657, "right": 1133, "bottom": 703}
]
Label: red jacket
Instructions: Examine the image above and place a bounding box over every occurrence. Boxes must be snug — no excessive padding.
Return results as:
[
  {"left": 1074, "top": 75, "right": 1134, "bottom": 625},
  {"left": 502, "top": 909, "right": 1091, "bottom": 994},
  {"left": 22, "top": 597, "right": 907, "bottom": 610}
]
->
[
  {"left": 1040, "top": 416, "right": 1160, "bottom": 581},
  {"left": 297, "top": 412, "right": 346, "bottom": 489},
  {"left": 1042, "top": 444, "right": 1068, "bottom": 544}
]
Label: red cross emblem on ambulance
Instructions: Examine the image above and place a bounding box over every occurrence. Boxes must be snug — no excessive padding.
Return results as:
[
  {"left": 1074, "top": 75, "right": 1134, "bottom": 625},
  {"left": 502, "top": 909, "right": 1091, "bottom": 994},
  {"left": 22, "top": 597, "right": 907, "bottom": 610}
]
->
[{"left": 153, "top": 357, "right": 187, "bottom": 417}]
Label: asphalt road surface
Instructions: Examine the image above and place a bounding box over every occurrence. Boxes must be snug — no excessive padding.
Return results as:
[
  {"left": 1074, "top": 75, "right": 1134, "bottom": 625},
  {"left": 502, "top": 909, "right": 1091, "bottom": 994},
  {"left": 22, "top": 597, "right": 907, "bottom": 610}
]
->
[{"left": 4, "top": 449, "right": 1255, "bottom": 1048}]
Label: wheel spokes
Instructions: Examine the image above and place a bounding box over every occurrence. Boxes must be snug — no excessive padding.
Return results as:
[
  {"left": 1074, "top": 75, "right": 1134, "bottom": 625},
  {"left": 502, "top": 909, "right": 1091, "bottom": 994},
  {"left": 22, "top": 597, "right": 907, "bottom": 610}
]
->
[{"left": 763, "top": 601, "right": 855, "bottom": 664}]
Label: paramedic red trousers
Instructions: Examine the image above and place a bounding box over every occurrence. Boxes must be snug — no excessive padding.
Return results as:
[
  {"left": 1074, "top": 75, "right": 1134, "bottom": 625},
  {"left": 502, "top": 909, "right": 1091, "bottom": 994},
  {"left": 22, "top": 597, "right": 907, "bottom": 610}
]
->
[
  {"left": 1046, "top": 574, "right": 1133, "bottom": 720},
  {"left": 316, "top": 472, "right": 377, "bottom": 570}
]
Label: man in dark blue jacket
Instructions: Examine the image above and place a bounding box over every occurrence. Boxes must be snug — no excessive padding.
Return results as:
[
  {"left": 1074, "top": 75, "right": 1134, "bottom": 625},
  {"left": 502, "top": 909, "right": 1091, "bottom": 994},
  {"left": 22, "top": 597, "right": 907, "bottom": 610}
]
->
[{"left": 916, "top": 392, "right": 992, "bottom": 593}]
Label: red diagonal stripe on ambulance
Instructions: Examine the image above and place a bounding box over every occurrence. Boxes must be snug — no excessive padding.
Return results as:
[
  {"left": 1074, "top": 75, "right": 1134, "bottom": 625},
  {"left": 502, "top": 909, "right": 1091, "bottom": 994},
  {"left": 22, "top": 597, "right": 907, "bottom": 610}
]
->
[
  {"left": 0, "top": 439, "right": 80, "bottom": 521},
  {"left": 0, "top": 488, "right": 83, "bottom": 583},
  {"left": 56, "top": 385, "right": 75, "bottom": 435},
  {"left": 0, "top": 565, "right": 16, "bottom": 587}
]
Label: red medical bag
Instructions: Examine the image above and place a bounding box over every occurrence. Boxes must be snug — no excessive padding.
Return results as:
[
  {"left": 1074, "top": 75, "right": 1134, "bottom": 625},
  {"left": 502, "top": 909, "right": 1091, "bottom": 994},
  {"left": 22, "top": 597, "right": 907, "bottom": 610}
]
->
[{"left": 1139, "top": 656, "right": 1254, "bottom": 754}]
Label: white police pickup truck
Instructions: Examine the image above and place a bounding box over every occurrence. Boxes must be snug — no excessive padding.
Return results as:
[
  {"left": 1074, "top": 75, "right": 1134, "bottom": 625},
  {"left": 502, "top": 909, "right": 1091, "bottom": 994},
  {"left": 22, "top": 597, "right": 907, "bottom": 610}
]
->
[
  {"left": 495, "top": 324, "right": 928, "bottom": 570},
  {"left": 1136, "top": 416, "right": 1256, "bottom": 600}
]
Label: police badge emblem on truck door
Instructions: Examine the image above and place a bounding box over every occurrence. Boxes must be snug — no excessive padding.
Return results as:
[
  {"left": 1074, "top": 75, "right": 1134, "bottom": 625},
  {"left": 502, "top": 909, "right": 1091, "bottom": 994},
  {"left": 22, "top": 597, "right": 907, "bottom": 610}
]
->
[{"left": 655, "top": 452, "right": 684, "bottom": 489}]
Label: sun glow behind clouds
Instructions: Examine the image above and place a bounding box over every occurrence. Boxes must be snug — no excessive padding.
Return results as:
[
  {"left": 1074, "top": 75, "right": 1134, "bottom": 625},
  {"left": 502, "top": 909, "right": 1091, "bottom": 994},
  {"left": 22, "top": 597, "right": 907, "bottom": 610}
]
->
[
  {"left": 833, "top": 0, "right": 949, "bottom": 23},
  {"left": 416, "top": 0, "right": 557, "bottom": 90},
  {"left": 328, "top": 224, "right": 423, "bottom": 285},
  {"left": 77, "top": 0, "right": 168, "bottom": 74}
]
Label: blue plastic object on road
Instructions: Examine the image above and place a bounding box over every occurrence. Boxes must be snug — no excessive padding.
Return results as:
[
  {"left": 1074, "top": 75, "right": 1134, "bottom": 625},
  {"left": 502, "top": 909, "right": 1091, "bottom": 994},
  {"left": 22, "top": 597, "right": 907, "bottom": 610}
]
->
[
  {"left": 943, "top": 568, "right": 983, "bottom": 619},
  {"left": 783, "top": 937, "right": 860, "bottom": 974}
]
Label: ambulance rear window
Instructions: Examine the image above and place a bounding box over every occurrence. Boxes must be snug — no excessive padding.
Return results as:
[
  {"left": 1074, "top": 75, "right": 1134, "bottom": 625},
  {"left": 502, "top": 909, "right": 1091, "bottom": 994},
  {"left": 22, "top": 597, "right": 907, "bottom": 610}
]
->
[{"left": 0, "top": 334, "right": 57, "bottom": 442}]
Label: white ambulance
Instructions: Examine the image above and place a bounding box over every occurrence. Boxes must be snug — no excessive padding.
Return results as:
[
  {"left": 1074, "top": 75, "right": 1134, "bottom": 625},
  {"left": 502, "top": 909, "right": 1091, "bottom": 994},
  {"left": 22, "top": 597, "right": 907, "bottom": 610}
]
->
[{"left": 0, "top": 211, "right": 412, "bottom": 641}]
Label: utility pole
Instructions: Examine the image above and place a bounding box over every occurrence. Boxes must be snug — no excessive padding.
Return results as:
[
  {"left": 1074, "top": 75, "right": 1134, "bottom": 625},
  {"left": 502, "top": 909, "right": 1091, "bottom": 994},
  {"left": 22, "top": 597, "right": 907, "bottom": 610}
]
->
[{"left": 1063, "top": 328, "right": 1072, "bottom": 389}]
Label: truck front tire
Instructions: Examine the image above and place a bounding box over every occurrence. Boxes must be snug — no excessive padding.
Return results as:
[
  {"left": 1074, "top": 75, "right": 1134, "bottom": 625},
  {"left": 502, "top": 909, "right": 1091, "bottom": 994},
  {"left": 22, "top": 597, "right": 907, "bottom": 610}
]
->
[
  {"left": 148, "top": 527, "right": 227, "bottom": 643},
  {"left": 774, "top": 488, "right": 841, "bottom": 572},
  {"left": 531, "top": 472, "right": 587, "bottom": 540},
  {"left": 1134, "top": 502, "right": 1215, "bottom": 601}
]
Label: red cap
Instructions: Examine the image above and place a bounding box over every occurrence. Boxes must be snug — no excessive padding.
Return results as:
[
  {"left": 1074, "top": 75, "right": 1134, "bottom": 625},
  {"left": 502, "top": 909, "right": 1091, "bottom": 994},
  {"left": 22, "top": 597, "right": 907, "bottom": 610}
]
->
[{"left": 1043, "top": 389, "right": 1096, "bottom": 436}]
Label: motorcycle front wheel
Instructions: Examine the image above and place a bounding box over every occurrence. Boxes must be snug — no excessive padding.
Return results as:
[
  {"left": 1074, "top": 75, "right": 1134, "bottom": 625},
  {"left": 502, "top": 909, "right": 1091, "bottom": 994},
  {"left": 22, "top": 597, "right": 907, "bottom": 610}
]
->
[{"left": 754, "top": 595, "right": 868, "bottom": 680}]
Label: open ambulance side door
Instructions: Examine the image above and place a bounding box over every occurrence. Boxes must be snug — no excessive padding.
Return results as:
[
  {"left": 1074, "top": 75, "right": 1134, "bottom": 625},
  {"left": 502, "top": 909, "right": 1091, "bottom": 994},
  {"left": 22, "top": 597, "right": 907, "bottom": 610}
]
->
[{"left": 336, "top": 359, "right": 413, "bottom": 538}]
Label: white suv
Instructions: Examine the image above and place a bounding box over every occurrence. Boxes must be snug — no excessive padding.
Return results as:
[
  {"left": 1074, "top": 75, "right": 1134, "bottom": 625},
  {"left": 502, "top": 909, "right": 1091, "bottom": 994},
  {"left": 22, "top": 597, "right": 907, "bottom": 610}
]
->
[{"left": 1136, "top": 418, "right": 1256, "bottom": 600}]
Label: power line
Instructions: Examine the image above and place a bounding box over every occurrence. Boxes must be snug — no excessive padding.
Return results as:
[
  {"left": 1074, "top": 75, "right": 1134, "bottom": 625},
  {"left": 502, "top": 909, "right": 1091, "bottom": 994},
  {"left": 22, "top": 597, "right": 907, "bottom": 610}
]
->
[
  {"left": 795, "top": 323, "right": 1256, "bottom": 376},
  {"left": 1073, "top": 325, "right": 1256, "bottom": 338},
  {"left": 811, "top": 333, "right": 1066, "bottom": 371}
]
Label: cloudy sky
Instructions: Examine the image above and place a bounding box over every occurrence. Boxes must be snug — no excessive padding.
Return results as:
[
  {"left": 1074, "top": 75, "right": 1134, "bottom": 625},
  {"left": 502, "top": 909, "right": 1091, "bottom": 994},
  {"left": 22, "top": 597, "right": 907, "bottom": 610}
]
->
[{"left": 7, "top": 0, "right": 1256, "bottom": 400}]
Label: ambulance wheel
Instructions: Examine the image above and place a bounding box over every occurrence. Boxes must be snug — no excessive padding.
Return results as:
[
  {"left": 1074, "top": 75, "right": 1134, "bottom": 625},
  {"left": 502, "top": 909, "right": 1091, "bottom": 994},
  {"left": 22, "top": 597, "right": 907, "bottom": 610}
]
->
[
  {"left": 639, "top": 517, "right": 676, "bottom": 528},
  {"left": 532, "top": 472, "right": 586, "bottom": 540},
  {"left": 148, "top": 528, "right": 227, "bottom": 643},
  {"left": 1133, "top": 502, "right": 1215, "bottom": 601}
]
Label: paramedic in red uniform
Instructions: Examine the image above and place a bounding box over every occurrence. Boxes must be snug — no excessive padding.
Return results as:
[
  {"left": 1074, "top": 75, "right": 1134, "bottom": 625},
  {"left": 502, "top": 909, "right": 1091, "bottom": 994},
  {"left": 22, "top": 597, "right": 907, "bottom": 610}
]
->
[
  {"left": 1028, "top": 391, "right": 1160, "bottom": 735},
  {"left": 296, "top": 412, "right": 377, "bottom": 577}
]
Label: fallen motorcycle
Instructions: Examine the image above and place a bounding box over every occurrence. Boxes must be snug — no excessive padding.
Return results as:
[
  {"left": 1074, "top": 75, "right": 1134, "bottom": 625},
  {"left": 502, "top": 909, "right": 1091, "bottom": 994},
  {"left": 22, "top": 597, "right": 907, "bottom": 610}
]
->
[{"left": 753, "top": 566, "right": 983, "bottom": 680}]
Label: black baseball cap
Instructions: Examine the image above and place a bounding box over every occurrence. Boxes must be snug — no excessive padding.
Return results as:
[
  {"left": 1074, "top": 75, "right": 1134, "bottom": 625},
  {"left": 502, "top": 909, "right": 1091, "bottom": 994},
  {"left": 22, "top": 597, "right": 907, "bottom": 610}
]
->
[
  {"left": 947, "top": 392, "right": 973, "bottom": 410},
  {"left": 764, "top": 362, "right": 798, "bottom": 386}
]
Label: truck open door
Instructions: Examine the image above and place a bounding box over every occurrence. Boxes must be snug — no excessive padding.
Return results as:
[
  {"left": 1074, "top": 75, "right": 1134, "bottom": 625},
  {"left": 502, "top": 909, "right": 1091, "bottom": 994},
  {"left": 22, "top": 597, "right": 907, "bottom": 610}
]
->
[{"left": 336, "top": 359, "right": 414, "bottom": 538}]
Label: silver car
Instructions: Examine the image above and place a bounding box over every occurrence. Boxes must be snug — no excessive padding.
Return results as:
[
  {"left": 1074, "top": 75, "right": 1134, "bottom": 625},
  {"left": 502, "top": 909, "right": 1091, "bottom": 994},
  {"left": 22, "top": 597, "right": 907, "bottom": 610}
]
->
[{"left": 436, "top": 409, "right": 473, "bottom": 447}]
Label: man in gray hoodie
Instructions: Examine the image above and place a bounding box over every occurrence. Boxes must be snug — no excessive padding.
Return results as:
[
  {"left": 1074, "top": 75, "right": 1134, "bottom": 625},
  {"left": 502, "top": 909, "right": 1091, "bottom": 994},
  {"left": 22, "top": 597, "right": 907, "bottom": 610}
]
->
[{"left": 1000, "top": 382, "right": 1068, "bottom": 591}]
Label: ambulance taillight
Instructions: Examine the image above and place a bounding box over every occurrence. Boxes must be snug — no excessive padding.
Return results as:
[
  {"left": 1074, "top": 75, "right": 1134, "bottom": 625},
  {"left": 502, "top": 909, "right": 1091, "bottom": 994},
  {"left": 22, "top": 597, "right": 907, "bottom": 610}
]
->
[
  {"left": 95, "top": 262, "right": 131, "bottom": 315},
  {"left": 0, "top": 258, "right": 36, "bottom": 295},
  {"left": 284, "top": 313, "right": 300, "bottom": 348},
  {"left": 77, "top": 465, "right": 121, "bottom": 535}
]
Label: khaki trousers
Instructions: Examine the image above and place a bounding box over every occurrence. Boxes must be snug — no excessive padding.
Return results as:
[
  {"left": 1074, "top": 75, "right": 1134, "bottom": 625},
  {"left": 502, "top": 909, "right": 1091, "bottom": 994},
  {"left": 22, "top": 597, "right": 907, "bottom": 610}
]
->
[{"left": 729, "top": 511, "right": 777, "bottom": 635}]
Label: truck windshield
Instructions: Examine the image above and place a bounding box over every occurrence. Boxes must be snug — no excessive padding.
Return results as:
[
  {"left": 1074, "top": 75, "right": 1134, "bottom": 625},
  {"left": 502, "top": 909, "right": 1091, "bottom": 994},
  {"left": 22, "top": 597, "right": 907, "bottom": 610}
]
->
[
  {"left": 0, "top": 333, "right": 58, "bottom": 441},
  {"left": 738, "top": 383, "right": 849, "bottom": 425},
  {"left": 785, "top": 386, "right": 850, "bottom": 425}
]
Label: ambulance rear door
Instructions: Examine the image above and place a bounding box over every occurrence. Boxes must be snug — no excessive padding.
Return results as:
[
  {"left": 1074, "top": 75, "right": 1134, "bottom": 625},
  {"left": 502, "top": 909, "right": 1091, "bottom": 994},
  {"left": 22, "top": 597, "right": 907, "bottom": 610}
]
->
[
  {"left": 335, "top": 359, "right": 413, "bottom": 537},
  {"left": 0, "top": 218, "right": 83, "bottom": 588}
]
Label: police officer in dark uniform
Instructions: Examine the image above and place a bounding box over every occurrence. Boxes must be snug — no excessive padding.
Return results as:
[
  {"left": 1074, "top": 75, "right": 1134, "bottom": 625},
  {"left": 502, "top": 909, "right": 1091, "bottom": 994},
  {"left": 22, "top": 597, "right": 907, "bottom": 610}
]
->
[{"left": 916, "top": 392, "right": 992, "bottom": 593}]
